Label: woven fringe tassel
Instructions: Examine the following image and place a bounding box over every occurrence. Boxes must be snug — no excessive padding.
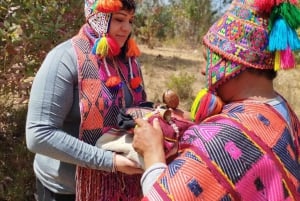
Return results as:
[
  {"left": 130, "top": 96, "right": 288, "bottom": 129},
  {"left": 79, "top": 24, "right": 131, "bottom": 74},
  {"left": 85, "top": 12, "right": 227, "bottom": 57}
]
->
[
  {"left": 106, "top": 36, "right": 121, "bottom": 57},
  {"left": 93, "top": 0, "right": 122, "bottom": 13},
  {"left": 274, "top": 51, "right": 281, "bottom": 71},
  {"left": 191, "top": 88, "right": 208, "bottom": 121},
  {"left": 254, "top": 0, "right": 277, "bottom": 13},
  {"left": 190, "top": 88, "right": 223, "bottom": 123},
  {"left": 269, "top": 3, "right": 300, "bottom": 30},
  {"left": 280, "top": 3, "right": 300, "bottom": 29},
  {"left": 126, "top": 38, "right": 141, "bottom": 57},
  {"left": 92, "top": 36, "right": 120, "bottom": 57},
  {"left": 269, "top": 18, "right": 289, "bottom": 51},
  {"left": 76, "top": 167, "right": 141, "bottom": 200},
  {"left": 92, "top": 38, "right": 101, "bottom": 55},
  {"left": 280, "top": 48, "right": 296, "bottom": 69},
  {"left": 287, "top": 26, "right": 300, "bottom": 50},
  {"left": 95, "top": 36, "right": 109, "bottom": 56},
  {"left": 254, "top": 0, "right": 299, "bottom": 13}
]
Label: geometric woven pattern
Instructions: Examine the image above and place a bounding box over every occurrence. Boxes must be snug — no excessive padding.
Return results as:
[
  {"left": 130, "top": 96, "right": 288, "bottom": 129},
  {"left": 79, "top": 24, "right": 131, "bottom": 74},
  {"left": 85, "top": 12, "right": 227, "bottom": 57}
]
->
[
  {"left": 72, "top": 26, "right": 146, "bottom": 201},
  {"left": 203, "top": 123, "right": 263, "bottom": 184},
  {"left": 203, "top": 0, "right": 274, "bottom": 90},
  {"left": 85, "top": 0, "right": 111, "bottom": 36},
  {"left": 145, "top": 100, "right": 300, "bottom": 200}
]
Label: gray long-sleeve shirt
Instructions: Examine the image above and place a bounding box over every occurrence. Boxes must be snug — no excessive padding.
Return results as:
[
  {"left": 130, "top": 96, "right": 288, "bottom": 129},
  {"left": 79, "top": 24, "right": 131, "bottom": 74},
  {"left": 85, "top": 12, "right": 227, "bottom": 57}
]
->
[{"left": 26, "top": 39, "right": 114, "bottom": 194}]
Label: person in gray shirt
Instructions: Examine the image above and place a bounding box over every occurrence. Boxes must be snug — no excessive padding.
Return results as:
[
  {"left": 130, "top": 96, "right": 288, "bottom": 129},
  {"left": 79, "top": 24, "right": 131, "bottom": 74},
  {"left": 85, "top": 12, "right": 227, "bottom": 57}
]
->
[{"left": 26, "top": 0, "right": 145, "bottom": 200}]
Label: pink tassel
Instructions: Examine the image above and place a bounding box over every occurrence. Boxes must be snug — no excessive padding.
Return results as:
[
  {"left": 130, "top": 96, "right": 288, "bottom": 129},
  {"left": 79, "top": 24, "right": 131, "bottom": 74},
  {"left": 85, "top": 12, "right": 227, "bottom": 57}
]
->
[
  {"left": 254, "top": 0, "right": 299, "bottom": 13},
  {"left": 254, "top": 0, "right": 276, "bottom": 13},
  {"left": 280, "top": 47, "right": 296, "bottom": 69},
  {"left": 106, "top": 36, "right": 120, "bottom": 57}
]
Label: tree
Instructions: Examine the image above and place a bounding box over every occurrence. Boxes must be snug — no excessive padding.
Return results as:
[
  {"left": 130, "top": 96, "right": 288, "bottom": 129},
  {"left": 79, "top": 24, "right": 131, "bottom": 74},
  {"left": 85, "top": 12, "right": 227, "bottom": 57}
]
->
[{"left": 0, "top": 0, "right": 83, "bottom": 103}]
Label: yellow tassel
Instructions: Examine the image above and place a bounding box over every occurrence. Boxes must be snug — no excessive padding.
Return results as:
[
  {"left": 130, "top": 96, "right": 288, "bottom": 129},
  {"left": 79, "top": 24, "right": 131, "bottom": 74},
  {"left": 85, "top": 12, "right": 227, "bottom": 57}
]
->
[
  {"left": 274, "top": 51, "right": 281, "bottom": 71},
  {"left": 190, "top": 88, "right": 208, "bottom": 121},
  {"left": 96, "top": 36, "right": 109, "bottom": 57},
  {"left": 126, "top": 38, "right": 141, "bottom": 57}
]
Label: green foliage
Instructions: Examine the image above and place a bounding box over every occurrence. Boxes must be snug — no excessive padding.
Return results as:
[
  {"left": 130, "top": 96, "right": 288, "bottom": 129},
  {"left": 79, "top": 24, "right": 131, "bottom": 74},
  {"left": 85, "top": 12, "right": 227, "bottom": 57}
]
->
[
  {"left": 135, "top": 0, "right": 218, "bottom": 48},
  {"left": 0, "top": 1, "right": 84, "bottom": 200},
  {"left": 0, "top": 99, "right": 34, "bottom": 201},
  {"left": 135, "top": 3, "right": 174, "bottom": 48},
  {"left": 0, "top": 0, "right": 84, "bottom": 101},
  {"left": 166, "top": 72, "right": 196, "bottom": 100}
]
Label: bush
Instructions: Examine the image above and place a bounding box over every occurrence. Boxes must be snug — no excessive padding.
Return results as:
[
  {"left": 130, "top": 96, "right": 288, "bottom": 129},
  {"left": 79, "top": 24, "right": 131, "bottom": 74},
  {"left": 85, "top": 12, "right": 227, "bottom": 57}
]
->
[
  {"left": 0, "top": 99, "right": 34, "bottom": 201},
  {"left": 166, "top": 72, "right": 196, "bottom": 100},
  {"left": 0, "top": 1, "right": 84, "bottom": 102},
  {"left": 0, "top": 1, "right": 84, "bottom": 200}
]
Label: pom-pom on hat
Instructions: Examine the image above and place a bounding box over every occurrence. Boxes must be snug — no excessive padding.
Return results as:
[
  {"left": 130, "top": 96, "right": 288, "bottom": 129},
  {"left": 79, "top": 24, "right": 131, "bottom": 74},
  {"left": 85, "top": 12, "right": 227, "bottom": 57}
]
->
[{"left": 203, "top": 0, "right": 300, "bottom": 91}]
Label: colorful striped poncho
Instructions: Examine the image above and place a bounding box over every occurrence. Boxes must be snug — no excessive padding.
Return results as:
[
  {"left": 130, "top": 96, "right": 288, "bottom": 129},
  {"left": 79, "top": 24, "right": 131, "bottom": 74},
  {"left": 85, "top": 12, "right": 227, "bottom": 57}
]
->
[{"left": 143, "top": 99, "right": 300, "bottom": 201}]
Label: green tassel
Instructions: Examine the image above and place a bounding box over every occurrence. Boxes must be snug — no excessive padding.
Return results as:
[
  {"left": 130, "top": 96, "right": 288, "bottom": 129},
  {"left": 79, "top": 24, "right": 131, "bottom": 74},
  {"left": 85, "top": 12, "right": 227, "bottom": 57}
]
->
[{"left": 269, "top": 3, "right": 300, "bottom": 31}]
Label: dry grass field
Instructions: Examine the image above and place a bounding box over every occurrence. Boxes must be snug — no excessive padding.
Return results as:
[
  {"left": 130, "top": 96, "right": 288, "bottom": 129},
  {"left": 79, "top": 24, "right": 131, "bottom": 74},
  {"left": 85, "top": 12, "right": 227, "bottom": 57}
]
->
[{"left": 139, "top": 45, "right": 300, "bottom": 117}]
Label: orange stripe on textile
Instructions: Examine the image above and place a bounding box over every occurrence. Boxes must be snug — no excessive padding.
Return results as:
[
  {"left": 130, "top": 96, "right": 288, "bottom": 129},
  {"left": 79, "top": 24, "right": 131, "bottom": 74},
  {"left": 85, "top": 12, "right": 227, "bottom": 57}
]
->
[
  {"left": 225, "top": 102, "right": 286, "bottom": 147},
  {"left": 81, "top": 79, "right": 104, "bottom": 130},
  {"left": 149, "top": 149, "right": 227, "bottom": 201}
]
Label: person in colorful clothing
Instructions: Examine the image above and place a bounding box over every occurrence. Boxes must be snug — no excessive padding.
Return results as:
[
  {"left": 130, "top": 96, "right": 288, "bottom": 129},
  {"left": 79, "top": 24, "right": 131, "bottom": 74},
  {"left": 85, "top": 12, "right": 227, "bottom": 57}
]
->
[
  {"left": 133, "top": 0, "right": 300, "bottom": 200},
  {"left": 26, "top": 0, "right": 145, "bottom": 200}
]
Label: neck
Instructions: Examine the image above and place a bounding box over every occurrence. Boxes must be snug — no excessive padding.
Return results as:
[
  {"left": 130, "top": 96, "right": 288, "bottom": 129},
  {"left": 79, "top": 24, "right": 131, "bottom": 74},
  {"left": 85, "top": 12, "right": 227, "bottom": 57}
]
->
[{"left": 231, "top": 71, "right": 277, "bottom": 102}]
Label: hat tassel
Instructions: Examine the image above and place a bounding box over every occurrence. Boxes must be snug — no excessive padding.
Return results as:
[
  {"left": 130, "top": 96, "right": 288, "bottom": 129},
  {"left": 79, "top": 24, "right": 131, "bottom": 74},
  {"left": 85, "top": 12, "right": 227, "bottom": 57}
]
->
[
  {"left": 126, "top": 38, "right": 141, "bottom": 57},
  {"left": 280, "top": 48, "right": 296, "bottom": 69},
  {"left": 269, "top": 18, "right": 289, "bottom": 51},
  {"left": 190, "top": 88, "right": 224, "bottom": 123},
  {"left": 92, "top": 35, "right": 120, "bottom": 58}
]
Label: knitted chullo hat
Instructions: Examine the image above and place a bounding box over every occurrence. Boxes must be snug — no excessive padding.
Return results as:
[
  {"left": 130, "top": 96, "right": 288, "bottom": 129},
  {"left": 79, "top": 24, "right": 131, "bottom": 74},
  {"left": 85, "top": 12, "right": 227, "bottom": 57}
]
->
[
  {"left": 202, "top": 0, "right": 300, "bottom": 91},
  {"left": 191, "top": 0, "right": 300, "bottom": 123},
  {"left": 84, "top": 0, "right": 142, "bottom": 90},
  {"left": 85, "top": 0, "right": 140, "bottom": 58}
]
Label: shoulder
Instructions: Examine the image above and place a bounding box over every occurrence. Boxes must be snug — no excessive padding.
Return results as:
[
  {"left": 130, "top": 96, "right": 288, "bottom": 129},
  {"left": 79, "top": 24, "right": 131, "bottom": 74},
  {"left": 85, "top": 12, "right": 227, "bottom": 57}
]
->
[
  {"left": 41, "top": 39, "right": 77, "bottom": 78},
  {"left": 46, "top": 39, "right": 76, "bottom": 64}
]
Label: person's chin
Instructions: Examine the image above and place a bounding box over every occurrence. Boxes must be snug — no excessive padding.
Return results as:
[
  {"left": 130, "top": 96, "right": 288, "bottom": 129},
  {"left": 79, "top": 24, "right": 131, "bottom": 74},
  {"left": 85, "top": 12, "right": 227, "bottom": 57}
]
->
[{"left": 118, "top": 41, "right": 125, "bottom": 48}]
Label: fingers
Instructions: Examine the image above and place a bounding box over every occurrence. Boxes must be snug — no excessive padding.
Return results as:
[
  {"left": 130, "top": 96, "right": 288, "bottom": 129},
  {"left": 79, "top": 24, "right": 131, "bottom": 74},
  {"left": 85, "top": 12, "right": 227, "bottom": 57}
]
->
[
  {"left": 134, "top": 118, "right": 148, "bottom": 127},
  {"left": 135, "top": 117, "right": 161, "bottom": 130},
  {"left": 151, "top": 118, "right": 162, "bottom": 132},
  {"left": 114, "top": 154, "right": 144, "bottom": 175}
]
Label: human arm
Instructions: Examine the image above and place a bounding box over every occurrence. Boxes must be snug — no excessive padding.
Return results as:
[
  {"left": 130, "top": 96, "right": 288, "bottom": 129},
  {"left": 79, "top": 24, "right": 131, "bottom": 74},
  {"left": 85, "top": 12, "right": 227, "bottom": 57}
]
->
[
  {"left": 133, "top": 118, "right": 166, "bottom": 169},
  {"left": 132, "top": 119, "right": 224, "bottom": 199},
  {"left": 132, "top": 118, "right": 166, "bottom": 192},
  {"left": 132, "top": 120, "right": 229, "bottom": 200},
  {"left": 25, "top": 40, "right": 113, "bottom": 171}
]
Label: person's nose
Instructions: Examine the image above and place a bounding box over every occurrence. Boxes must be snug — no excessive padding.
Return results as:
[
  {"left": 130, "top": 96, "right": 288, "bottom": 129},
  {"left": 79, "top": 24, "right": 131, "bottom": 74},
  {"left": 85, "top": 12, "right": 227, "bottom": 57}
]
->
[{"left": 122, "top": 21, "right": 132, "bottom": 33}]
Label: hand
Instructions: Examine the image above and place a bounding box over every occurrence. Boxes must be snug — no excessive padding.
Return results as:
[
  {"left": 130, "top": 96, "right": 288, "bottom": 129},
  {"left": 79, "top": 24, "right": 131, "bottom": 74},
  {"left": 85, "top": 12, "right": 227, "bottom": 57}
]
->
[
  {"left": 133, "top": 118, "right": 166, "bottom": 169},
  {"left": 114, "top": 154, "right": 143, "bottom": 175},
  {"left": 171, "top": 108, "right": 191, "bottom": 121}
]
